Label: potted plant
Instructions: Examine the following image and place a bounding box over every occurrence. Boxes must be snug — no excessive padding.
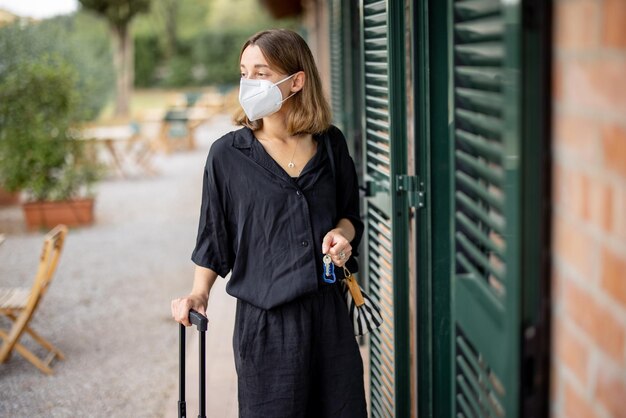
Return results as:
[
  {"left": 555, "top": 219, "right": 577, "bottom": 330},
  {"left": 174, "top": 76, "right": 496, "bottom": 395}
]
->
[
  {"left": 0, "top": 186, "right": 19, "bottom": 206},
  {"left": 0, "top": 57, "right": 103, "bottom": 230}
]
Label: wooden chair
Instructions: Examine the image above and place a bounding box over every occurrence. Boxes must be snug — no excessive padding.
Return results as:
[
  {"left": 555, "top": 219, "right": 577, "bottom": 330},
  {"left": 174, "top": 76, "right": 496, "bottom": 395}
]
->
[
  {"left": 0, "top": 225, "right": 68, "bottom": 375},
  {"left": 124, "top": 121, "right": 158, "bottom": 176}
]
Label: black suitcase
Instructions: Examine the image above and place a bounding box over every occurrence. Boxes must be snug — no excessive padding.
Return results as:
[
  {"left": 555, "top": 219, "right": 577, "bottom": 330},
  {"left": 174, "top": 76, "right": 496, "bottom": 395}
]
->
[{"left": 178, "top": 310, "right": 208, "bottom": 418}]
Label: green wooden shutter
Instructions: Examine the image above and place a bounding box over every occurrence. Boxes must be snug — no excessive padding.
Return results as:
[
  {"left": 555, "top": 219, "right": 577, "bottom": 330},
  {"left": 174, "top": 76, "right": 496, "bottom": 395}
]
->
[
  {"left": 329, "top": 0, "right": 362, "bottom": 158},
  {"left": 361, "top": 0, "right": 410, "bottom": 416},
  {"left": 451, "top": 1, "right": 522, "bottom": 416},
  {"left": 329, "top": 0, "right": 345, "bottom": 130}
]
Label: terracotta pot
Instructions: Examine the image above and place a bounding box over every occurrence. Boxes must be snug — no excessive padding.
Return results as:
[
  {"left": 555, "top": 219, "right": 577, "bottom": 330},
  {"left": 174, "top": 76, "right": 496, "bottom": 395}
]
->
[
  {"left": 22, "top": 198, "right": 95, "bottom": 230},
  {"left": 0, "top": 187, "right": 20, "bottom": 206}
]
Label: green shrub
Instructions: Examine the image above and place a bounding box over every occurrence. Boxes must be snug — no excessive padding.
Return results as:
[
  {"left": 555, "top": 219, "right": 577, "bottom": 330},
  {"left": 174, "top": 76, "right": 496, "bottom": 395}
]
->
[
  {"left": 0, "top": 14, "right": 114, "bottom": 121},
  {"left": 163, "top": 55, "right": 194, "bottom": 86},
  {"left": 161, "top": 39, "right": 194, "bottom": 87},
  {"left": 133, "top": 26, "right": 300, "bottom": 88},
  {"left": 0, "top": 58, "right": 102, "bottom": 201},
  {"left": 192, "top": 29, "right": 251, "bottom": 85},
  {"left": 135, "top": 34, "right": 162, "bottom": 87}
]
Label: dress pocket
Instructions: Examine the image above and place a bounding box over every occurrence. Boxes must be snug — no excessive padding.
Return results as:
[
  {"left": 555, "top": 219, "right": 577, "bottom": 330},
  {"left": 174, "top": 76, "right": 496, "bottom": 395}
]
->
[{"left": 236, "top": 302, "right": 265, "bottom": 363}]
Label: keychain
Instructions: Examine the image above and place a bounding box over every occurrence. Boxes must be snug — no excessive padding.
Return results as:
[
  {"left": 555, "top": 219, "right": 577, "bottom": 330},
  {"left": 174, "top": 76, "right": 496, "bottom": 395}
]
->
[{"left": 322, "top": 254, "right": 336, "bottom": 283}]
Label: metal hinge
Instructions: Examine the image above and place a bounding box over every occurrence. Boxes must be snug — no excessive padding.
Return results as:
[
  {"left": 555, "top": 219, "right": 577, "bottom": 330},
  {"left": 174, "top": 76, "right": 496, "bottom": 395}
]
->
[{"left": 396, "top": 175, "right": 425, "bottom": 209}]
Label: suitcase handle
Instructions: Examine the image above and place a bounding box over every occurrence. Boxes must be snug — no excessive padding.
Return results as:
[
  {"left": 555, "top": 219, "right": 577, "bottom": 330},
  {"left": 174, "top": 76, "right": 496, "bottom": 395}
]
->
[
  {"left": 189, "top": 309, "right": 208, "bottom": 331},
  {"left": 179, "top": 309, "right": 208, "bottom": 418}
]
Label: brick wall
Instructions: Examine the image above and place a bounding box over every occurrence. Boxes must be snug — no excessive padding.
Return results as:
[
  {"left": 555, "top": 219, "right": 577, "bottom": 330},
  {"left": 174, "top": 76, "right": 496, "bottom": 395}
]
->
[{"left": 552, "top": 0, "right": 626, "bottom": 417}]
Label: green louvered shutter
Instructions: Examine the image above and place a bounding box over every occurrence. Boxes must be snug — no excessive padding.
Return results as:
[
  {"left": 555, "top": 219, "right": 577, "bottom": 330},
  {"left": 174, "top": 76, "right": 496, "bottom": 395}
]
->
[
  {"left": 329, "top": 0, "right": 345, "bottom": 130},
  {"left": 328, "top": 0, "right": 362, "bottom": 153},
  {"left": 451, "top": 0, "right": 522, "bottom": 416},
  {"left": 361, "top": 0, "right": 410, "bottom": 417}
]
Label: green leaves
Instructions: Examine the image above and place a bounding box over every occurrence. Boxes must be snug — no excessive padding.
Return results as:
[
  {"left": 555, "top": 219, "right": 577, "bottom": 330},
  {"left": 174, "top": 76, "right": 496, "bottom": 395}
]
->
[
  {"left": 0, "top": 14, "right": 115, "bottom": 121},
  {"left": 78, "top": 0, "right": 150, "bottom": 28},
  {"left": 0, "top": 58, "right": 103, "bottom": 201}
]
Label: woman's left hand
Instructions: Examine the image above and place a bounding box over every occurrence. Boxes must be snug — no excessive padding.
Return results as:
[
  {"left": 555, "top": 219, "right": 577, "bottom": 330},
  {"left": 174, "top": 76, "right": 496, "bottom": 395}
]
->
[{"left": 322, "top": 228, "right": 352, "bottom": 268}]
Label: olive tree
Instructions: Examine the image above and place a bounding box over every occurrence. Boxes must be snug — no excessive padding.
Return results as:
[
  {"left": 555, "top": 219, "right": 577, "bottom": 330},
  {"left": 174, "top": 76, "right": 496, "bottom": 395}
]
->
[{"left": 79, "top": 0, "right": 150, "bottom": 117}]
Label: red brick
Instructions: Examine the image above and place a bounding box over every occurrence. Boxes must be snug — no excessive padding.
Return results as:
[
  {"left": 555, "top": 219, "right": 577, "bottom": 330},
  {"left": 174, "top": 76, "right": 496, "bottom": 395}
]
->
[
  {"left": 617, "top": 186, "right": 626, "bottom": 242},
  {"left": 553, "top": 113, "right": 599, "bottom": 164},
  {"left": 553, "top": 269, "right": 567, "bottom": 306},
  {"left": 564, "top": 281, "right": 626, "bottom": 362},
  {"left": 598, "top": 182, "right": 614, "bottom": 233},
  {"left": 563, "top": 380, "right": 597, "bottom": 418},
  {"left": 556, "top": 0, "right": 598, "bottom": 50},
  {"left": 566, "top": 168, "right": 586, "bottom": 220},
  {"left": 550, "top": 360, "right": 560, "bottom": 413},
  {"left": 602, "top": 0, "right": 626, "bottom": 49},
  {"left": 553, "top": 162, "right": 565, "bottom": 209},
  {"left": 601, "top": 247, "right": 626, "bottom": 309},
  {"left": 554, "top": 59, "right": 564, "bottom": 103},
  {"left": 580, "top": 173, "right": 592, "bottom": 222},
  {"left": 584, "top": 175, "right": 615, "bottom": 233},
  {"left": 553, "top": 164, "right": 587, "bottom": 221},
  {"left": 594, "top": 366, "right": 626, "bottom": 418},
  {"left": 560, "top": 59, "right": 626, "bottom": 114},
  {"left": 554, "top": 317, "right": 590, "bottom": 384},
  {"left": 554, "top": 215, "right": 596, "bottom": 278},
  {"left": 601, "top": 124, "right": 626, "bottom": 179},
  {"left": 593, "top": 60, "right": 626, "bottom": 114}
]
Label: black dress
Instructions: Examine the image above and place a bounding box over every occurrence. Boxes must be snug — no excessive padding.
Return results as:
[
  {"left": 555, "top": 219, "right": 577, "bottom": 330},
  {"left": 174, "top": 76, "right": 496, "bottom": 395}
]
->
[{"left": 192, "top": 125, "right": 367, "bottom": 417}]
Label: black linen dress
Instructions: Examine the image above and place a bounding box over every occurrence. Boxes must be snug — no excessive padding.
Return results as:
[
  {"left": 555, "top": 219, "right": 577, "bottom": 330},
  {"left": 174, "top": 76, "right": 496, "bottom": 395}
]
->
[{"left": 191, "top": 125, "right": 367, "bottom": 418}]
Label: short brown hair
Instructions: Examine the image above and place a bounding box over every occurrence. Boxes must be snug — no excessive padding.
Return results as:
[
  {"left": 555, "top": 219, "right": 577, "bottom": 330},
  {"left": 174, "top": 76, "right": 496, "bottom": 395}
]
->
[{"left": 234, "top": 29, "right": 332, "bottom": 135}]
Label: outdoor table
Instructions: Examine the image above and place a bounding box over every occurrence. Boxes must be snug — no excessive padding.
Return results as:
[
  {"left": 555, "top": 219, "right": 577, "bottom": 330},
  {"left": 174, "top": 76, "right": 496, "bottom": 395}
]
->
[{"left": 80, "top": 125, "right": 138, "bottom": 178}]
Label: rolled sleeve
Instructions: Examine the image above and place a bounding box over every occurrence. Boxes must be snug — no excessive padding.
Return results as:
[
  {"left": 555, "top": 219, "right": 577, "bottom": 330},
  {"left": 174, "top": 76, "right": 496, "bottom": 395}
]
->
[
  {"left": 333, "top": 128, "right": 364, "bottom": 258},
  {"left": 191, "top": 151, "right": 232, "bottom": 278}
]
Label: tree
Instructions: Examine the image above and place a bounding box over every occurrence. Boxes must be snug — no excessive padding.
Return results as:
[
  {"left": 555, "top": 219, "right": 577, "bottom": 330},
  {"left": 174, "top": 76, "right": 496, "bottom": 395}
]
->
[
  {"left": 157, "top": 0, "right": 178, "bottom": 58},
  {"left": 78, "top": 0, "right": 150, "bottom": 118},
  {"left": 134, "top": 0, "right": 211, "bottom": 58}
]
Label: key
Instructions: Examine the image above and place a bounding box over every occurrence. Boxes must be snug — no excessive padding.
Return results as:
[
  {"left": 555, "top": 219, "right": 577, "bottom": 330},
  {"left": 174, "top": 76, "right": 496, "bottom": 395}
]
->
[
  {"left": 323, "top": 254, "right": 332, "bottom": 269},
  {"left": 322, "top": 254, "right": 336, "bottom": 283}
]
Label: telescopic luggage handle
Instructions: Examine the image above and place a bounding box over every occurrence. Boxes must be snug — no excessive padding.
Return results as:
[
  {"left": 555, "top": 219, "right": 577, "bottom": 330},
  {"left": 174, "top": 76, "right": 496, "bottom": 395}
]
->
[
  {"left": 189, "top": 310, "right": 208, "bottom": 331},
  {"left": 179, "top": 309, "right": 208, "bottom": 418}
]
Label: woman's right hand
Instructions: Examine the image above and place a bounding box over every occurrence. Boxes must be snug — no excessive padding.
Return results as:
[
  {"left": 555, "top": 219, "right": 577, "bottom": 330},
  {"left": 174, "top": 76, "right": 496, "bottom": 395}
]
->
[{"left": 171, "top": 293, "right": 208, "bottom": 327}]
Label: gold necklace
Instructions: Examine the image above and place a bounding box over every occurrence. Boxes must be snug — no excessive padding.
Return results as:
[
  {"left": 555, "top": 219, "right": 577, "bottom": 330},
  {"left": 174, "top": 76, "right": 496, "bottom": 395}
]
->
[{"left": 287, "top": 136, "right": 302, "bottom": 169}]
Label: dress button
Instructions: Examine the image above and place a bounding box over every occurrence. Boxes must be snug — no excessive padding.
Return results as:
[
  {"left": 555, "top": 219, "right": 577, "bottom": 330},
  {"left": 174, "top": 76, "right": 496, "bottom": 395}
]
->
[
  {"left": 301, "top": 241, "right": 308, "bottom": 247},
  {"left": 296, "top": 190, "right": 302, "bottom": 196}
]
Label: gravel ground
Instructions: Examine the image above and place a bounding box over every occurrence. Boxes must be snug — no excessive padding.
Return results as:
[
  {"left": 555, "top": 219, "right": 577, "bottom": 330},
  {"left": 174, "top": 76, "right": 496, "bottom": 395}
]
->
[{"left": 0, "top": 114, "right": 236, "bottom": 417}]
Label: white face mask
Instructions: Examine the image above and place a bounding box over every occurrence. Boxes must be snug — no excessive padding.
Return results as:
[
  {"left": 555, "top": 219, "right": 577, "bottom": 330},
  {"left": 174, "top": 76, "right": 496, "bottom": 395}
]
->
[{"left": 238, "top": 74, "right": 297, "bottom": 121}]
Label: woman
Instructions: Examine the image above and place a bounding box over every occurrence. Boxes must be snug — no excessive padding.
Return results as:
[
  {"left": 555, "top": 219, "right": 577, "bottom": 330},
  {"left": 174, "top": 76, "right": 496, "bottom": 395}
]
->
[{"left": 171, "top": 29, "right": 367, "bottom": 418}]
